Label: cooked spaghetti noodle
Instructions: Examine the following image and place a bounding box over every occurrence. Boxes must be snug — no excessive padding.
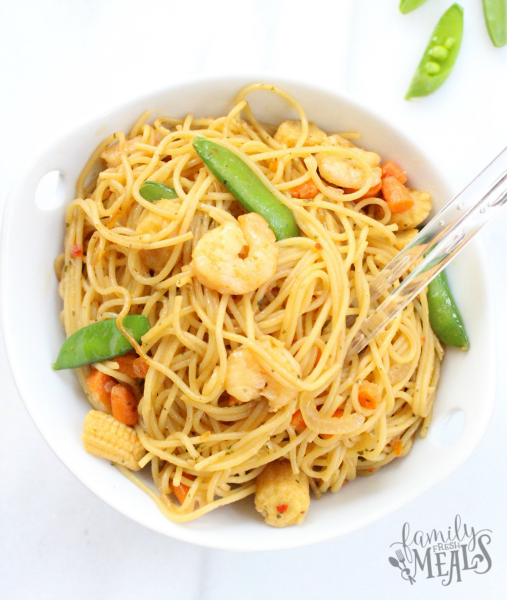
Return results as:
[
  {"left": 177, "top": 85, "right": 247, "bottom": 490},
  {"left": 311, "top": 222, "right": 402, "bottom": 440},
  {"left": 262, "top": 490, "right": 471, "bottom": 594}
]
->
[{"left": 56, "top": 83, "right": 443, "bottom": 526}]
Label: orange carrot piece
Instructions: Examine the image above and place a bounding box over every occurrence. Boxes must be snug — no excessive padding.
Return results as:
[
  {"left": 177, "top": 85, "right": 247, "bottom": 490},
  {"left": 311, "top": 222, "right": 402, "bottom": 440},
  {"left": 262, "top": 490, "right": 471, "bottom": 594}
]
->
[
  {"left": 291, "top": 179, "right": 319, "bottom": 199},
  {"left": 86, "top": 369, "right": 117, "bottom": 408},
  {"left": 133, "top": 357, "right": 149, "bottom": 378},
  {"left": 322, "top": 408, "right": 345, "bottom": 438},
  {"left": 392, "top": 439, "right": 403, "bottom": 457},
  {"left": 170, "top": 474, "right": 196, "bottom": 505},
  {"left": 114, "top": 352, "right": 149, "bottom": 379},
  {"left": 381, "top": 177, "right": 414, "bottom": 214},
  {"left": 276, "top": 503, "right": 288, "bottom": 514},
  {"left": 343, "top": 181, "right": 382, "bottom": 200},
  {"left": 358, "top": 382, "right": 380, "bottom": 410},
  {"left": 111, "top": 383, "right": 139, "bottom": 426},
  {"left": 381, "top": 161, "right": 407, "bottom": 184},
  {"left": 290, "top": 409, "right": 307, "bottom": 432},
  {"left": 269, "top": 158, "right": 278, "bottom": 172}
]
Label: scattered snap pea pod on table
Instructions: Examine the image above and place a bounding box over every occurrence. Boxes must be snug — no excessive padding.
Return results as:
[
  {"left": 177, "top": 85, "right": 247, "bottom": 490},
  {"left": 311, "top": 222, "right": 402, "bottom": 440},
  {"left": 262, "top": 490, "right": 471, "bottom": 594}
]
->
[
  {"left": 427, "top": 270, "right": 469, "bottom": 350},
  {"left": 482, "top": 0, "right": 507, "bottom": 47},
  {"left": 139, "top": 180, "right": 178, "bottom": 202},
  {"left": 53, "top": 315, "right": 150, "bottom": 370},
  {"left": 405, "top": 3, "right": 464, "bottom": 100},
  {"left": 399, "top": 0, "right": 429, "bottom": 15},
  {"left": 192, "top": 137, "right": 300, "bottom": 241}
]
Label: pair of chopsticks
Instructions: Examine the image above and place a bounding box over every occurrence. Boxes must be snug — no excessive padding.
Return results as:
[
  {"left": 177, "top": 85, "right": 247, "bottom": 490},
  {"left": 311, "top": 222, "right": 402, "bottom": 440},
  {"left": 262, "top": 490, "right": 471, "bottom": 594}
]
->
[{"left": 349, "top": 146, "right": 507, "bottom": 355}]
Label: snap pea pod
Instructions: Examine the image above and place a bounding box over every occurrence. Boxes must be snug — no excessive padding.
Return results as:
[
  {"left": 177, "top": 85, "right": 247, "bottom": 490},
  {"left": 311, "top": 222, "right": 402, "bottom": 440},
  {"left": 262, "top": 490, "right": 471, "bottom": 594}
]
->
[
  {"left": 400, "top": 0, "right": 429, "bottom": 15},
  {"left": 53, "top": 315, "right": 150, "bottom": 370},
  {"left": 482, "top": 0, "right": 507, "bottom": 47},
  {"left": 405, "top": 4, "right": 464, "bottom": 100},
  {"left": 192, "top": 137, "right": 300, "bottom": 241},
  {"left": 139, "top": 180, "right": 178, "bottom": 202},
  {"left": 427, "top": 270, "right": 469, "bottom": 350}
]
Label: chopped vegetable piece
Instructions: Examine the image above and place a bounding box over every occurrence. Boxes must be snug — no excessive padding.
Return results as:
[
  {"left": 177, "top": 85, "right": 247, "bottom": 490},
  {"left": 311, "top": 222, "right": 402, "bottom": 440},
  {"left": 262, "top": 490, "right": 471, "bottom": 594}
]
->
[
  {"left": 171, "top": 474, "right": 196, "bottom": 505},
  {"left": 114, "top": 352, "right": 149, "bottom": 378},
  {"left": 343, "top": 182, "right": 382, "bottom": 200},
  {"left": 139, "top": 180, "right": 178, "bottom": 202},
  {"left": 427, "top": 269, "right": 469, "bottom": 349},
  {"left": 382, "top": 177, "right": 415, "bottom": 213},
  {"left": 405, "top": 4, "right": 464, "bottom": 100},
  {"left": 53, "top": 315, "right": 150, "bottom": 370},
  {"left": 381, "top": 161, "right": 407, "bottom": 184},
  {"left": 276, "top": 503, "right": 288, "bottom": 514},
  {"left": 391, "top": 439, "right": 403, "bottom": 457},
  {"left": 482, "top": 0, "right": 507, "bottom": 47},
  {"left": 269, "top": 158, "right": 278, "bottom": 172},
  {"left": 290, "top": 179, "right": 319, "bottom": 200},
  {"left": 82, "top": 410, "right": 146, "bottom": 470},
  {"left": 290, "top": 409, "right": 306, "bottom": 432},
  {"left": 192, "top": 137, "right": 300, "bottom": 241},
  {"left": 111, "top": 383, "right": 139, "bottom": 426},
  {"left": 86, "top": 369, "right": 116, "bottom": 408},
  {"left": 70, "top": 244, "right": 82, "bottom": 258},
  {"left": 322, "top": 409, "right": 345, "bottom": 439},
  {"left": 399, "top": 0, "right": 428, "bottom": 14},
  {"left": 358, "top": 383, "right": 380, "bottom": 410}
]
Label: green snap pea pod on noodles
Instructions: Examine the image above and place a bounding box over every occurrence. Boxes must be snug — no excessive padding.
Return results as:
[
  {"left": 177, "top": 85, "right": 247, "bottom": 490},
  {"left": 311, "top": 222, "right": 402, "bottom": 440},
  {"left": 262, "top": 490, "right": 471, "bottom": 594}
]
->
[
  {"left": 427, "top": 270, "right": 469, "bottom": 350},
  {"left": 405, "top": 3, "right": 464, "bottom": 100},
  {"left": 192, "top": 137, "right": 300, "bottom": 241},
  {"left": 53, "top": 315, "right": 150, "bottom": 370},
  {"left": 482, "top": 0, "right": 507, "bottom": 47},
  {"left": 139, "top": 180, "right": 178, "bottom": 202},
  {"left": 399, "top": 0, "right": 429, "bottom": 15}
]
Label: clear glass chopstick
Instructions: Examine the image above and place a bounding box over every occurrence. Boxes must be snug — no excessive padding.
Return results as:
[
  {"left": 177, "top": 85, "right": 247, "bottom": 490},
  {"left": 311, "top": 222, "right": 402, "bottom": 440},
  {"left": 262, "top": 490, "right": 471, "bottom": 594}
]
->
[{"left": 349, "top": 146, "right": 507, "bottom": 356}]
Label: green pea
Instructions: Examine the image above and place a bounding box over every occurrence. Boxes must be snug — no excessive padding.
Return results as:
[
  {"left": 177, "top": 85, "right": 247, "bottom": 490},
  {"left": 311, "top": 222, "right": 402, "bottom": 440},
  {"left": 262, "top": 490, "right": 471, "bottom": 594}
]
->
[
  {"left": 139, "top": 180, "right": 178, "bottom": 202},
  {"left": 406, "top": 4, "right": 464, "bottom": 100},
  {"left": 53, "top": 315, "right": 150, "bottom": 370},
  {"left": 429, "top": 45, "right": 449, "bottom": 60},
  {"left": 425, "top": 61, "right": 442, "bottom": 75}
]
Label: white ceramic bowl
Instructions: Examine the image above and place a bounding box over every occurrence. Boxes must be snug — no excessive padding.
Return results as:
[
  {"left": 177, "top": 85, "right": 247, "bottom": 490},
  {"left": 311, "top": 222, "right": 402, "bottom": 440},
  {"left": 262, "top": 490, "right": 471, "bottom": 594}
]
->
[{"left": 1, "top": 76, "right": 495, "bottom": 551}]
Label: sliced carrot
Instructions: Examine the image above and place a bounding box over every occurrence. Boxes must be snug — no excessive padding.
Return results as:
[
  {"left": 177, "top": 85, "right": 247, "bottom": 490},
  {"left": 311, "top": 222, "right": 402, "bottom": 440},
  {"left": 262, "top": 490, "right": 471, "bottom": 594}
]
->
[
  {"left": 133, "top": 357, "right": 149, "bottom": 378},
  {"left": 269, "top": 158, "right": 277, "bottom": 172},
  {"left": 70, "top": 244, "right": 82, "bottom": 259},
  {"left": 391, "top": 439, "right": 403, "bottom": 457},
  {"left": 290, "top": 409, "right": 306, "bottom": 432},
  {"left": 291, "top": 179, "right": 319, "bottom": 200},
  {"left": 343, "top": 181, "right": 382, "bottom": 200},
  {"left": 381, "top": 161, "right": 407, "bottom": 184},
  {"left": 322, "top": 408, "right": 345, "bottom": 439},
  {"left": 110, "top": 383, "right": 139, "bottom": 426},
  {"left": 114, "top": 352, "right": 149, "bottom": 379},
  {"left": 170, "top": 473, "right": 196, "bottom": 505},
  {"left": 358, "top": 382, "right": 380, "bottom": 410},
  {"left": 86, "top": 369, "right": 117, "bottom": 408},
  {"left": 381, "top": 177, "right": 414, "bottom": 214}
]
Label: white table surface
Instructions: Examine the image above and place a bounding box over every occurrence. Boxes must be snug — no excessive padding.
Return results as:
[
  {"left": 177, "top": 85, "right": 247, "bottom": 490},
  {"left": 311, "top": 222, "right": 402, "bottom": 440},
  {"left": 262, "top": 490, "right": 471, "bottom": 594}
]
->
[{"left": 1, "top": 1, "right": 506, "bottom": 598}]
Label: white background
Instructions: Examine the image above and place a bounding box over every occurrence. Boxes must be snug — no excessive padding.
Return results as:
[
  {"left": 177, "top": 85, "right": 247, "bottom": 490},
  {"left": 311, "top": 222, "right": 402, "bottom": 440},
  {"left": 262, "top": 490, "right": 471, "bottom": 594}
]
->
[{"left": 1, "top": 1, "right": 506, "bottom": 598}]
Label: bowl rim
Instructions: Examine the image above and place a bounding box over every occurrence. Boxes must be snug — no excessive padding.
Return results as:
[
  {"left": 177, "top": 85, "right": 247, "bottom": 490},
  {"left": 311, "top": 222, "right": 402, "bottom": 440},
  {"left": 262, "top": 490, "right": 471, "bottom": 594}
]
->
[{"left": 0, "top": 73, "right": 496, "bottom": 551}]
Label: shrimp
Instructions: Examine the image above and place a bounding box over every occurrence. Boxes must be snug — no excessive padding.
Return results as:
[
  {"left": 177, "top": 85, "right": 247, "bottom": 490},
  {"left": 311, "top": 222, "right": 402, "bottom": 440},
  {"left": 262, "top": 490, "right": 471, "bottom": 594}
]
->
[
  {"left": 101, "top": 136, "right": 143, "bottom": 168},
  {"left": 317, "top": 134, "right": 381, "bottom": 190},
  {"left": 225, "top": 340, "right": 301, "bottom": 411},
  {"left": 191, "top": 213, "right": 278, "bottom": 295},
  {"left": 274, "top": 120, "right": 328, "bottom": 147}
]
